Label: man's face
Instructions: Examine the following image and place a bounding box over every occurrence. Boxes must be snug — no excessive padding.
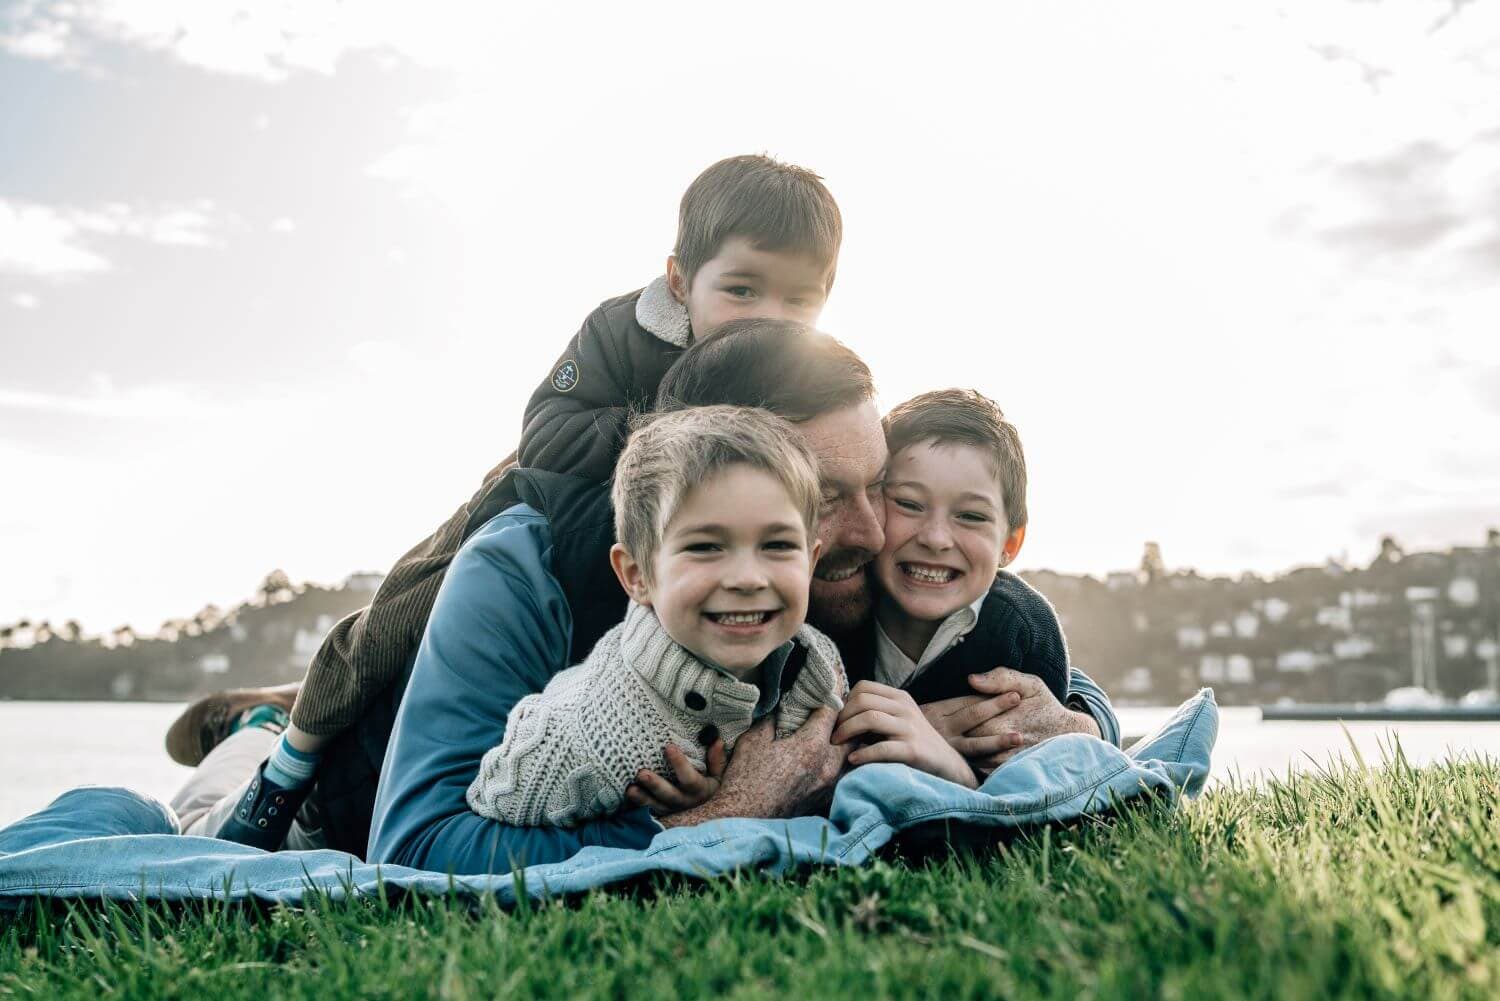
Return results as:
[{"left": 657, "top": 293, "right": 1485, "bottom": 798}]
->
[
  {"left": 796, "top": 400, "right": 888, "bottom": 634},
  {"left": 668, "top": 236, "right": 832, "bottom": 336}
]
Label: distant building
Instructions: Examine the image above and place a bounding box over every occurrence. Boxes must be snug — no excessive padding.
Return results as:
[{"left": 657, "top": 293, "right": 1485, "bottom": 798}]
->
[
  {"left": 1120, "top": 666, "right": 1154, "bottom": 695},
  {"left": 344, "top": 572, "right": 385, "bottom": 593},
  {"left": 1177, "top": 626, "right": 1207, "bottom": 650},
  {"left": 1277, "top": 650, "right": 1319, "bottom": 672},
  {"left": 1260, "top": 598, "right": 1290, "bottom": 624},
  {"left": 198, "top": 653, "right": 230, "bottom": 675}
]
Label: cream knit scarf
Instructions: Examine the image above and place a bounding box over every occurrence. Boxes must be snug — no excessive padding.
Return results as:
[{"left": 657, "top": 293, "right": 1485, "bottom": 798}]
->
[{"left": 467, "top": 602, "right": 847, "bottom": 828}]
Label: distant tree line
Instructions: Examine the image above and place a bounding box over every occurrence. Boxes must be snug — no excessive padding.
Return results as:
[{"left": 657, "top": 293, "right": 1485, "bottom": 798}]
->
[{"left": 3, "top": 533, "right": 1498, "bottom": 705}]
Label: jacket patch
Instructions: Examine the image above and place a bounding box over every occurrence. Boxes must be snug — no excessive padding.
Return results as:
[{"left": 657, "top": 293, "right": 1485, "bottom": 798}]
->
[{"left": 551, "top": 359, "right": 579, "bottom": 393}]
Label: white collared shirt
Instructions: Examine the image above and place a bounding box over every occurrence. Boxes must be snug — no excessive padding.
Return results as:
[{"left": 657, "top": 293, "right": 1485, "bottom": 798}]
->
[{"left": 872, "top": 592, "right": 990, "bottom": 690}]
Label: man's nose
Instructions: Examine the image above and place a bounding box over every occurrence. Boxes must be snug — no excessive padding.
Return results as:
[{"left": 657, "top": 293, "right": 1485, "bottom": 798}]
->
[{"left": 841, "top": 490, "right": 885, "bottom": 555}]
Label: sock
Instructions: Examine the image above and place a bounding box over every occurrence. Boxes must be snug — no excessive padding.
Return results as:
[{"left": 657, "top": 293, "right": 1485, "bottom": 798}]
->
[
  {"left": 261, "top": 730, "right": 320, "bottom": 789},
  {"left": 231, "top": 703, "right": 289, "bottom": 735}
]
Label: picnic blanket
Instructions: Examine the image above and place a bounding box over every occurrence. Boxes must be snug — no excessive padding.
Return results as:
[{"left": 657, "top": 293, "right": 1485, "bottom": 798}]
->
[{"left": 0, "top": 689, "right": 1216, "bottom": 909}]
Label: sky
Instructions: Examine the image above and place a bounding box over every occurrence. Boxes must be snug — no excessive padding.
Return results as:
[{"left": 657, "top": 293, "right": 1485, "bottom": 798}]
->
[{"left": 1, "top": 0, "right": 1498, "bottom": 635}]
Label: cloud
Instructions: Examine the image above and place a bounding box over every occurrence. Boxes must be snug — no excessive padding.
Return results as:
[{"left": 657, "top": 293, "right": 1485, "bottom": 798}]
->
[
  {"left": 0, "top": 0, "right": 496, "bottom": 81},
  {"left": 0, "top": 199, "right": 226, "bottom": 278},
  {"left": 0, "top": 381, "right": 207, "bottom": 419}
]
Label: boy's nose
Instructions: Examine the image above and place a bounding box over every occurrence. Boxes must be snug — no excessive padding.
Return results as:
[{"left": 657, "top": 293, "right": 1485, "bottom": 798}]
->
[
  {"left": 916, "top": 519, "right": 954, "bottom": 551},
  {"left": 722, "top": 555, "right": 769, "bottom": 591}
]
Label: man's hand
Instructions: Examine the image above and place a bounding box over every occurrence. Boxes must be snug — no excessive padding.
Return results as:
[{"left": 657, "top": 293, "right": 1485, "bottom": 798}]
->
[
  {"left": 624, "top": 738, "right": 726, "bottom": 815},
  {"left": 650, "top": 708, "right": 849, "bottom": 829},
  {"left": 832, "top": 681, "right": 980, "bottom": 788},
  {"left": 958, "top": 667, "right": 1101, "bottom": 773}
]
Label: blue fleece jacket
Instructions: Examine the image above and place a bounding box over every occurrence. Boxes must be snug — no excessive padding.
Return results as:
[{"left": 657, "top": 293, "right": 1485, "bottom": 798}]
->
[{"left": 368, "top": 504, "right": 1121, "bottom": 875}]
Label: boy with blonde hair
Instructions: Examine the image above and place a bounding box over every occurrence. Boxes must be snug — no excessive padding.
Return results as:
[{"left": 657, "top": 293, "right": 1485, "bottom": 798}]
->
[{"left": 467, "top": 406, "right": 847, "bottom": 826}]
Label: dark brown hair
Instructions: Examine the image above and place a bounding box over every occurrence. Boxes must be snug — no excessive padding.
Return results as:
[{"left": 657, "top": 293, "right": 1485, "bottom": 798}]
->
[
  {"left": 674, "top": 154, "right": 842, "bottom": 288},
  {"left": 883, "top": 389, "right": 1029, "bottom": 532},
  {"left": 655, "top": 318, "right": 874, "bottom": 424}
]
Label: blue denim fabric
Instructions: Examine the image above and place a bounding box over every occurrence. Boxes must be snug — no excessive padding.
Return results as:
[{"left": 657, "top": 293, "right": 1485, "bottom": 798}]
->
[{"left": 0, "top": 689, "right": 1216, "bottom": 909}]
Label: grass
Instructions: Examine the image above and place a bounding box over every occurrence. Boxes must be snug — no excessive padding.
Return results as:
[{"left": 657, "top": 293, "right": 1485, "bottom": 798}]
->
[{"left": 2, "top": 749, "right": 1498, "bottom": 1000}]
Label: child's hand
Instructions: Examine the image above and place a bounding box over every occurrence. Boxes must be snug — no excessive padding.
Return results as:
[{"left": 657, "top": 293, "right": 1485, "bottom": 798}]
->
[
  {"left": 625, "top": 738, "right": 727, "bottom": 815},
  {"left": 831, "top": 681, "right": 980, "bottom": 789}
]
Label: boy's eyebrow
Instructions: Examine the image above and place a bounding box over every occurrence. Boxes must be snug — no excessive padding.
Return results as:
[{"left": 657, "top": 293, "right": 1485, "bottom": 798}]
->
[
  {"left": 678, "top": 521, "right": 805, "bottom": 535},
  {"left": 718, "top": 270, "right": 764, "bottom": 280}
]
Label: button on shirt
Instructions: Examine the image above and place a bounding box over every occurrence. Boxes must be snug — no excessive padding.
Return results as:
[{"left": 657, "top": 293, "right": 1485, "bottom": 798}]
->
[
  {"left": 872, "top": 594, "right": 989, "bottom": 690},
  {"left": 703, "top": 639, "right": 794, "bottom": 721}
]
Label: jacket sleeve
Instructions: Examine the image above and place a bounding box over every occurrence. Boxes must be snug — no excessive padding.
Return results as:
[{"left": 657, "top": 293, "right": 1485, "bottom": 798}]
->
[
  {"left": 518, "top": 305, "right": 640, "bottom": 485},
  {"left": 367, "top": 509, "right": 661, "bottom": 874},
  {"left": 1066, "top": 667, "right": 1121, "bottom": 747},
  {"left": 289, "top": 451, "right": 516, "bottom": 737}
]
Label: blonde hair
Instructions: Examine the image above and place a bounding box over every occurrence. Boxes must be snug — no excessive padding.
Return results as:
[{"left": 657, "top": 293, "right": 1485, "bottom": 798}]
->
[{"left": 612, "top": 405, "right": 821, "bottom": 581}]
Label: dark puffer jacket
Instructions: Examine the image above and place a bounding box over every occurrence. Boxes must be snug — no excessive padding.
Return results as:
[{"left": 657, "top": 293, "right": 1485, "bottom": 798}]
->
[{"left": 519, "top": 277, "right": 691, "bottom": 485}]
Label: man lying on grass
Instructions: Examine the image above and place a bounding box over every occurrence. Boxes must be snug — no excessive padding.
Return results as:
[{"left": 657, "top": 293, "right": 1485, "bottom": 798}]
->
[
  {"left": 165, "top": 320, "right": 1120, "bottom": 869},
  {"left": 363, "top": 321, "right": 1120, "bottom": 872}
]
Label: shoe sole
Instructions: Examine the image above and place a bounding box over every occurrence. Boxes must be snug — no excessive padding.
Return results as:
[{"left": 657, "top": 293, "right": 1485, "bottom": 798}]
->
[{"left": 164, "top": 683, "right": 301, "bottom": 766}]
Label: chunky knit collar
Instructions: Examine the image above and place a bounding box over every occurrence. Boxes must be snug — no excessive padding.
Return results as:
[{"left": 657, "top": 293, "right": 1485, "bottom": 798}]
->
[
  {"left": 618, "top": 602, "right": 791, "bottom": 726},
  {"left": 634, "top": 275, "right": 692, "bottom": 348}
]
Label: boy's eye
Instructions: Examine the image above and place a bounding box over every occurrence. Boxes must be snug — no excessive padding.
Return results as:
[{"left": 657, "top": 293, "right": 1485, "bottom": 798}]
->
[
  {"left": 763, "top": 540, "right": 801, "bottom": 552},
  {"left": 891, "top": 497, "right": 921, "bottom": 512},
  {"left": 684, "top": 542, "right": 722, "bottom": 553},
  {"left": 957, "top": 512, "right": 990, "bottom": 523},
  {"left": 725, "top": 286, "right": 756, "bottom": 299}
]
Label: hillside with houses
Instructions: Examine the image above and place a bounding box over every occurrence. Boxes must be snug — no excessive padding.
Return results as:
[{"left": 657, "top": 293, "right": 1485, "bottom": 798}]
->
[
  {"left": 2, "top": 532, "right": 1497, "bottom": 706},
  {"left": 0, "top": 571, "right": 383, "bottom": 702}
]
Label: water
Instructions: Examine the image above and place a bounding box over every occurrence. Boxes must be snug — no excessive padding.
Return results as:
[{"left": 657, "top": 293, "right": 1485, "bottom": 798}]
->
[{"left": 3, "top": 702, "right": 1500, "bottom": 828}]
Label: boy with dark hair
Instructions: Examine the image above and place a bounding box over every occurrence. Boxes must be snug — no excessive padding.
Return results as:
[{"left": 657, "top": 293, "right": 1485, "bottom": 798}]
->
[
  {"left": 831, "top": 389, "right": 1070, "bottom": 787},
  {"left": 168, "top": 154, "right": 844, "bottom": 850}
]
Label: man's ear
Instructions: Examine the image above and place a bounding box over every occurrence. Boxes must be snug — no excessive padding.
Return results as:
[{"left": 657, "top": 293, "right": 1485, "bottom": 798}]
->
[
  {"left": 610, "top": 543, "right": 653, "bottom": 605},
  {"left": 998, "top": 525, "right": 1026, "bottom": 569},
  {"left": 665, "top": 255, "right": 689, "bottom": 306}
]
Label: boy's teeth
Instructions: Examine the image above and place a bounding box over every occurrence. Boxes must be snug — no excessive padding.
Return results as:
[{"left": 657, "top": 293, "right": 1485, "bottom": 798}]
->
[
  {"left": 903, "top": 564, "right": 957, "bottom": 584},
  {"left": 712, "top": 612, "right": 768, "bottom": 625}
]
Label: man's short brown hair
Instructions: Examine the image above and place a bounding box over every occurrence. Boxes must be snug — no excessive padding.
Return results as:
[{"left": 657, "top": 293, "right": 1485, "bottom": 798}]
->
[
  {"left": 882, "top": 389, "right": 1029, "bottom": 533},
  {"left": 655, "top": 317, "right": 874, "bottom": 424},
  {"left": 674, "top": 154, "right": 842, "bottom": 289}
]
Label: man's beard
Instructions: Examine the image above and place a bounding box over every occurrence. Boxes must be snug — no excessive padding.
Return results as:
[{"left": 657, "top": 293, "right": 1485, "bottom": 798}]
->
[{"left": 807, "top": 551, "right": 875, "bottom": 636}]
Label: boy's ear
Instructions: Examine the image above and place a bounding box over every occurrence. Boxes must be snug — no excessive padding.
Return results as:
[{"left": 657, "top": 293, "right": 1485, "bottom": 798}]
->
[
  {"left": 810, "top": 537, "right": 823, "bottom": 567},
  {"left": 609, "top": 543, "right": 653, "bottom": 605},
  {"left": 998, "top": 525, "right": 1026, "bottom": 569},
  {"left": 665, "top": 255, "right": 689, "bottom": 305}
]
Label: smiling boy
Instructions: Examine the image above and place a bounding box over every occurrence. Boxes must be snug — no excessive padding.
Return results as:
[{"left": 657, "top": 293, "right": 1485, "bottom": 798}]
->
[
  {"left": 466, "top": 406, "right": 846, "bottom": 827},
  {"left": 832, "top": 389, "right": 1070, "bottom": 788}
]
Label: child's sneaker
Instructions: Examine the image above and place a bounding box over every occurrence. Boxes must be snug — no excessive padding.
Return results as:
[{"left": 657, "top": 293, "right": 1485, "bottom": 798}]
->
[{"left": 215, "top": 761, "right": 311, "bottom": 851}]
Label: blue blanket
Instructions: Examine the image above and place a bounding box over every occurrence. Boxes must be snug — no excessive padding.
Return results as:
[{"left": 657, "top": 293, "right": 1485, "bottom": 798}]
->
[{"left": 0, "top": 690, "right": 1216, "bottom": 908}]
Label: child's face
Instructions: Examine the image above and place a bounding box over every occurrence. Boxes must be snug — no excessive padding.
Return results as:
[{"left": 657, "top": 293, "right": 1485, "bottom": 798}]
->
[
  {"left": 874, "top": 440, "right": 1025, "bottom": 623},
  {"left": 637, "top": 465, "right": 818, "bottom": 677},
  {"left": 667, "top": 236, "right": 832, "bottom": 336}
]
